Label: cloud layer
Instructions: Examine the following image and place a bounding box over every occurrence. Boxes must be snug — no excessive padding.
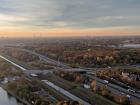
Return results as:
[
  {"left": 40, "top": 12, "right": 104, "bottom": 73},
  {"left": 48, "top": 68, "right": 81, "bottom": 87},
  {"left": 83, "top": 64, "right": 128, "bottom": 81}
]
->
[{"left": 0, "top": 0, "right": 140, "bottom": 35}]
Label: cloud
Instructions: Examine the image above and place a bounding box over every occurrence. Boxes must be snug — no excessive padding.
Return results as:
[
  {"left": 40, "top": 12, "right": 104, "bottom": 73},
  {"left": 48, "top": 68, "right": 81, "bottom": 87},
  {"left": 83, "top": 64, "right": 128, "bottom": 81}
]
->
[
  {"left": 0, "top": 14, "right": 29, "bottom": 22},
  {"left": 0, "top": 0, "right": 140, "bottom": 29}
]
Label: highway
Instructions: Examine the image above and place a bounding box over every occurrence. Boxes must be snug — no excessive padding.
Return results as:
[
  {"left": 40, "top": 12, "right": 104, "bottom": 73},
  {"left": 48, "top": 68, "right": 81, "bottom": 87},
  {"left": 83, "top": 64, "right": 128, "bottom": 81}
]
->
[
  {"left": 42, "top": 80, "right": 91, "bottom": 105},
  {"left": 15, "top": 48, "right": 140, "bottom": 103},
  {"left": 17, "top": 48, "right": 92, "bottom": 73},
  {"left": 19, "top": 48, "right": 70, "bottom": 69},
  {"left": 1, "top": 48, "right": 140, "bottom": 104},
  {"left": 0, "top": 55, "right": 27, "bottom": 71},
  {"left": 87, "top": 75, "right": 140, "bottom": 103},
  {"left": 0, "top": 55, "right": 90, "bottom": 105}
]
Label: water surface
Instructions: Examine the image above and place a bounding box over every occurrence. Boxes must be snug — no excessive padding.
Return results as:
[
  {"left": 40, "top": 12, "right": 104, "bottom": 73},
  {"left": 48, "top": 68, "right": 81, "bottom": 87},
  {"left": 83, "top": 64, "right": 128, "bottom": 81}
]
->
[
  {"left": 121, "top": 44, "right": 140, "bottom": 48},
  {"left": 0, "top": 87, "right": 23, "bottom": 105}
]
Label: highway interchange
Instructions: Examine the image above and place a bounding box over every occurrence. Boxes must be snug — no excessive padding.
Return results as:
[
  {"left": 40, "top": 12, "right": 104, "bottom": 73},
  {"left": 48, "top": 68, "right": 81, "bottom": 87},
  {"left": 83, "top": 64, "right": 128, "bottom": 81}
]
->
[
  {"left": 20, "top": 48, "right": 140, "bottom": 103},
  {"left": 0, "top": 55, "right": 91, "bottom": 105},
  {"left": 0, "top": 47, "right": 140, "bottom": 104}
]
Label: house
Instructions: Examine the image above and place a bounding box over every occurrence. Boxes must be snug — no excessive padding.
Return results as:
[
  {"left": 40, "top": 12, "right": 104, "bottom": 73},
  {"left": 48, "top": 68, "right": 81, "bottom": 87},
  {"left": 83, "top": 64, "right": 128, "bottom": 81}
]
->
[{"left": 122, "top": 72, "right": 129, "bottom": 78}]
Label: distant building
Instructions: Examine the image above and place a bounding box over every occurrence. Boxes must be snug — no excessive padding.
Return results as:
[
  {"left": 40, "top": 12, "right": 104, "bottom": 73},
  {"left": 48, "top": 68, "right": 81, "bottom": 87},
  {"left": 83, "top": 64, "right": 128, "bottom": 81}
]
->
[
  {"left": 122, "top": 72, "right": 129, "bottom": 78},
  {"left": 122, "top": 72, "right": 140, "bottom": 81}
]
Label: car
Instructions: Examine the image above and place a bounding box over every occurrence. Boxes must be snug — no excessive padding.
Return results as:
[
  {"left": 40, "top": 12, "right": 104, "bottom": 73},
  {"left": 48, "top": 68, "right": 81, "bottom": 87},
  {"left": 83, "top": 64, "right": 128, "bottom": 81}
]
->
[
  {"left": 110, "top": 78, "right": 114, "bottom": 80},
  {"left": 108, "top": 66, "right": 111, "bottom": 68},
  {"left": 30, "top": 73, "right": 38, "bottom": 77},
  {"left": 104, "top": 80, "right": 109, "bottom": 84},
  {"left": 126, "top": 95, "right": 131, "bottom": 98},
  {"left": 127, "top": 89, "right": 135, "bottom": 93},
  {"left": 83, "top": 84, "right": 90, "bottom": 89}
]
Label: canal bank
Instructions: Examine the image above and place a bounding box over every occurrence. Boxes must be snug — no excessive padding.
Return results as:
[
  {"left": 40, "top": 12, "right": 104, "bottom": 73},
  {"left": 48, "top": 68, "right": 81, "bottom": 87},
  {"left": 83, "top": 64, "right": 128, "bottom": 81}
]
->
[
  {"left": 0, "top": 87, "right": 24, "bottom": 105},
  {"left": 1, "top": 85, "right": 31, "bottom": 105}
]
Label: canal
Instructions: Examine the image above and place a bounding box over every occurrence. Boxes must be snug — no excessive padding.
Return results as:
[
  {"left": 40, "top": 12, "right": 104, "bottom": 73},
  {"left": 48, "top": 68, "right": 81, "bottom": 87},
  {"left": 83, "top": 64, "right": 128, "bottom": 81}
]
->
[{"left": 0, "top": 87, "right": 23, "bottom": 105}]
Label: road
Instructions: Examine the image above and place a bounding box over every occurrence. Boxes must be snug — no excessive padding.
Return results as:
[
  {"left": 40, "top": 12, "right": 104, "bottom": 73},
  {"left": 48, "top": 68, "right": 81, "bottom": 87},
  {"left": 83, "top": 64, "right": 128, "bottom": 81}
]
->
[
  {"left": 87, "top": 74, "right": 140, "bottom": 103},
  {"left": 0, "top": 55, "right": 27, "bottom": 71},
  {"left": 19, "top": 48, "right": 70, "bottom": 69},
  {"left": 4, "top": 47, "right": 94, "bottom": 73},
  {"left": 16, "top": 48, "right": 94, "bottom": 73},
  {"left": 1, "top": 48, "right": 140, "bottom": 104},
  {"left": 0, "top": 55, "right": 91, "bottom": 105},
  {"left": 14, "top": 48, "right": 140, "bottom": 103},
  {"left": 42, "top": 80, "right": 91, "bottom": 105}
]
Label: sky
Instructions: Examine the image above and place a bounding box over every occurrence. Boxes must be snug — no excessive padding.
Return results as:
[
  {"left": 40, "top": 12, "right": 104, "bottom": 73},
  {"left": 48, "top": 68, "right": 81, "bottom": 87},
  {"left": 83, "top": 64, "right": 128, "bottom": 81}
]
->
[{"left": 0, "top": 0, "right": 140, "bottom": 37}]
